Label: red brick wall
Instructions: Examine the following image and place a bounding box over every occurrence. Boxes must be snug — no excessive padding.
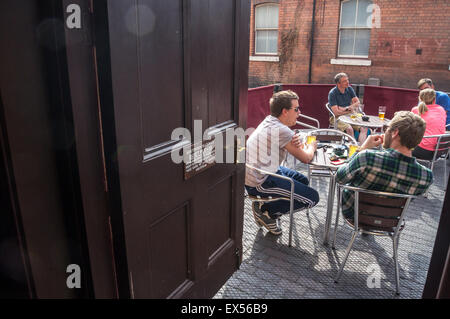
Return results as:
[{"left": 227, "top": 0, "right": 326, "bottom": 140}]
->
[{"left": 249, "top": 0, "right": 450, "bottom": 90}]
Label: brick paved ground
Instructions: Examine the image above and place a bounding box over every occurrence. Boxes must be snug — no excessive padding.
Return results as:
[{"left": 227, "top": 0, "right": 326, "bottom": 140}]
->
[{"left": 214, "top": 158, "right": 448, "bottom": 299}]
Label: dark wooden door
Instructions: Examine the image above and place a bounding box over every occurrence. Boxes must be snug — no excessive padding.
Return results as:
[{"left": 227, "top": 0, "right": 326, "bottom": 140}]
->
[{"left": 94, "top": 0, "right": 249, "bottom": 298}]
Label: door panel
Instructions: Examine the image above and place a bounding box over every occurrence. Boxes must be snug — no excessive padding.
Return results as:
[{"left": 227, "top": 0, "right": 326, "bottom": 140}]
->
[
  {"left": 137, "top": 1, "right": 185, "bottom": 148},
  {"left": 206, "top": 0, "right": 235, "bottom": 126},
  {"left": 97, "top": 0, "right": 249, "bottom": 298},
  {"left": 148, "top": 202, "right": 192, "bottom": 298},
  {"left": 206, "top": 176, "right": 233, "bottom": 263}
]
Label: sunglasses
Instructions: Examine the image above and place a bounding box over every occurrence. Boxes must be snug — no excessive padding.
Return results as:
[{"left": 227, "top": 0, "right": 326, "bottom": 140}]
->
[{"left": 291, "top": 106, "right": 300, "bottom": 112}]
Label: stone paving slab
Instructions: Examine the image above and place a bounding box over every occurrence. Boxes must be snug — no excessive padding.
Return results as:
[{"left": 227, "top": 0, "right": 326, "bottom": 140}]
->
[{"left": 215, "top": 159, "right": 448, "bottom": 299}]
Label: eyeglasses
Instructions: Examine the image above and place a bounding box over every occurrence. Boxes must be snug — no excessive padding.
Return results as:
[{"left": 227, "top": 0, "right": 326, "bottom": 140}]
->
[{"left": 291, "top": 106, "right": 300, "bottom": 112}]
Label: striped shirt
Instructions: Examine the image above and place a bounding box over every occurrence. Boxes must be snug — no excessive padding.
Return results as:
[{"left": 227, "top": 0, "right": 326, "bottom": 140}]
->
[
  {"left": 336, "top": 148, "right": 433, "bottom": 218},
  {"left": 245, "top": 115, "right": 294, "bottom": 187}
]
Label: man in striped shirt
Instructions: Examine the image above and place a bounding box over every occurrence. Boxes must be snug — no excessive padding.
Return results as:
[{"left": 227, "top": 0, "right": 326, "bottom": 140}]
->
[
  {"left": 245, "top": 90, "right": 319, "bottom": 235},
  {"left": 336, "top": 111, "right": 433, "bottom": 219}
]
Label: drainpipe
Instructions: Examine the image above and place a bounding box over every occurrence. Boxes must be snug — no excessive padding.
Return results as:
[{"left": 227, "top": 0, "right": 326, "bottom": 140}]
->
[{"left": 308, "top": 0, "right": 317, "bottom": 84}]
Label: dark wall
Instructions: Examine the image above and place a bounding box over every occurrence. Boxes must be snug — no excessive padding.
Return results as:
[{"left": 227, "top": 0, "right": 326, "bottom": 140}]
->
[{"left": 0, "top": 0, "right": 93, "bottom": 298}]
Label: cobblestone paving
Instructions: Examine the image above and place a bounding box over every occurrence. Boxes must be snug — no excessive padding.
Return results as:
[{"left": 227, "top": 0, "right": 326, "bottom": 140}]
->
[{"left": 215, "top": 158, "right": 448, "bottom": 299}]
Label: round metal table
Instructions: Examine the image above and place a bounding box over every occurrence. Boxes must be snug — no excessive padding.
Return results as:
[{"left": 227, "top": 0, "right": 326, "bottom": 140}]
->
[{"left": 339, "top": 114, "right": 390, "bottom": 132}]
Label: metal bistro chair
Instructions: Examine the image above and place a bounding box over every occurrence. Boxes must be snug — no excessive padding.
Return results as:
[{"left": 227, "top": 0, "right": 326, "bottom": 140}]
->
[
  {"left": 245, "top": 163, "right": 308, "bottom": 247},
  {"left": 297, "top": 114, "right": 320, "bottom": 130},
  {"left": 332, "top": 184, "right": 416, "bottom": 295},
  {"left": 418, "top": 133, "right": 450, "bottom": 186},
  {"left": 325, "top": 103, "right": 336, "bottom": 129}
]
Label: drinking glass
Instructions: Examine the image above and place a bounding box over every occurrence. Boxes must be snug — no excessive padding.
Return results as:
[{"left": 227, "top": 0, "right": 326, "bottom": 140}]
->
[
  {"left": 378, "top": 106, "right": 386, "bottom": 120},
  {"left": 348, "top": 144, "right": 359, "bottom": 157},
  {"left": 306, "top": 135, "right": 316, "bottom": 145}
]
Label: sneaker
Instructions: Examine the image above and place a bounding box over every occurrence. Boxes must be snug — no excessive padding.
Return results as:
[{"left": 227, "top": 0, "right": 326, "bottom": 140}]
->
[
  {"left": 251, "top": 202, "right": 263, "bottom": 227},
  {"left": 256, "top": 211, "right": 282, "bottom": 235}
]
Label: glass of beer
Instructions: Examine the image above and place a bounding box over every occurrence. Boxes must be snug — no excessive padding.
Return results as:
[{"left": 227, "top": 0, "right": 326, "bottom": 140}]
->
[
  {"left": 378, "top": 106, "right": 386, "bottom": 120},
  {"left": 348, "top": 144, "right": 359, "bottom": 157},
  {"left": 306, "top": 135, "right": 316, "bottom": 145}
]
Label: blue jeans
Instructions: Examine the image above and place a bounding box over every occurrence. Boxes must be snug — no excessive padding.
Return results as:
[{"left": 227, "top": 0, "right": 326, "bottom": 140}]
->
[{"left": 246, "top": 166, "right": 320, "bottom": 218}]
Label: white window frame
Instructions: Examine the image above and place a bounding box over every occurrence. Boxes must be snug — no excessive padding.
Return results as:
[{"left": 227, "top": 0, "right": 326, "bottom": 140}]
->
[
  {"left": 254, "top": 3, "right": 279, "bottom": 56},
  {"left": 338, "top": 0, "right": 372, "bottom": 58}
]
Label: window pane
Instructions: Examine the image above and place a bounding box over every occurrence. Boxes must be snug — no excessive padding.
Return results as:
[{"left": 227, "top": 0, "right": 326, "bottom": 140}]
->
[
  {"left": 267, "top": 6, "right": 279, "bottom": 29},
  {"left": 267, "top": 30, "right": 278, "bottom": 53},
  {"left": 338, "top": 29, "right": 355, "bottom": 56},
  {"left": 354, "top": 29, "right": 370, "bottom": 56},
  {"left": 356, "top": 0, "right": 372, "bottom": 27},
  {"left": 255, "top": 5, "right": 267, "bottom": 28},
  {"left": 341, "top": 0, "right": 357, "bottom": 27},
  {"left": 255, "top": 5, "right": 278, "bottom": 28},
  {"left": 255, "top": 30, "right": 277, "bottom": 54},
  {"left": 255, "top": 30, "right": 267, "bottom": 53}
]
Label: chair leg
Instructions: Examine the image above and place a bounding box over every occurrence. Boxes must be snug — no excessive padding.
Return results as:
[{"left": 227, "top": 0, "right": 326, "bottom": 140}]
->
[
  {"left": 392, "top": 235, "right": 401, "bottom": 295},
  {"left": 335, "top": 230, "right": 358, "bottom": 283},
  {"left": 306, "top": 167, "right": 311, "bottom": 216},
  {"left": 288, "top": 205, "right": 294, "bottom": 248},
  {"left": 423, "top": 161, "right": 433, "bottom": 198},
  {"left": 332, "top": 205, "right": 340, "bottom": 250},
  {"left": 444, "top": 159, "right": 448, "bottom": 188},
  {"left": 332, "top": 186, "right": 341, "bottom": 249}
]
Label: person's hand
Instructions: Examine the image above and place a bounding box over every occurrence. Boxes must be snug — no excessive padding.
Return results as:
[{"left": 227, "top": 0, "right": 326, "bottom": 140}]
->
[
  {"left": 349, "top": 103, "right": 359, "bottom": 113},
  {"left": 360, "top": 134, "right": 384, "bottom": 150},
  {"left": 307, "top": 140, "right": 318, "bottom": 152},
  {"left": 291, "top": 133, "right": 303, "bottom": 148}
]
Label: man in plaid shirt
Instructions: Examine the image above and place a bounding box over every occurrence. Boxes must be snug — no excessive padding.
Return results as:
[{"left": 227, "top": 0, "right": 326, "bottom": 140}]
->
[{"left": 336, "top": 111, "right": 434, "bottom": 218}]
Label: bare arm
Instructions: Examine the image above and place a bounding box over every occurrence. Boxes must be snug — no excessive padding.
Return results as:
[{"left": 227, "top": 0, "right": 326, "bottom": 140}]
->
[
  {"left": 349, "top": 97, "right": 361, "bottom": 111},
  {"left": 359, "top": 134, "right": 384, "bottom": 151},
  {"left": 284, "top": 140, "right": 317, "bottom": 163},
  {"left": 331, "top": 105, "right": 353, "bottom": 116},
  {"left": 331, "top": 96, "right": 361, "bottom": 116}
]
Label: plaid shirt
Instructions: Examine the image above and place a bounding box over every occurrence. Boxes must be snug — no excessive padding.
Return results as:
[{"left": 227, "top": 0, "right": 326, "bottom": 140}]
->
[{"left": 336, "top": 148, "right": 434, "bottom": 218}]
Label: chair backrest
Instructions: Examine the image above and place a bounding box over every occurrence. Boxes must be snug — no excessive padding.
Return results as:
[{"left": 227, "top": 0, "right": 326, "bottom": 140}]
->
[
  {"left": 339, "top": 184, "right": 415, "bottom": 234},
  {"left": 423, "top": 133, "right": 450, "bottom": 161},
  {"left": 296, "top": 114, "right": 320, "bottom": 129},
  {"left": 325, "top": 103, "right": 336, "bottom": 128},
  {"left": 435, "top": 134, "right": 450, "bottom": 158},
  {"left": 307, "top": 128, "right": 357, "bottom": 145}
]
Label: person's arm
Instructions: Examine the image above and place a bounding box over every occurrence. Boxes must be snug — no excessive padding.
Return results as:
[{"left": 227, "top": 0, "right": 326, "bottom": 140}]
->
[
  {"left": 347, "top": 87, "right": 360, "bottom": 111},
  {"left": 284, "top": 140, "right": 317, "bottom": 163},
  {"left": 328, "top": 90, "right": 351, "bottom": 117},
  {"left": 359, "top": 134, "right": 384, "bottom": 151},
  {"left": 331, "top": 104, "right": 353, "bottom": 116},
  {"left": 336, "top": 151, "right": 366, "bottom": 185},
  {"left": 348, "top": 97, "right": 361, "bottom": 111}
]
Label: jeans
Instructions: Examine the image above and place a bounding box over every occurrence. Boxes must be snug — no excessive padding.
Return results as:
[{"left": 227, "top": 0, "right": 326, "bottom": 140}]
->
[{"left": 245, "top": 166, "right": 320, "bottom": 218}]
